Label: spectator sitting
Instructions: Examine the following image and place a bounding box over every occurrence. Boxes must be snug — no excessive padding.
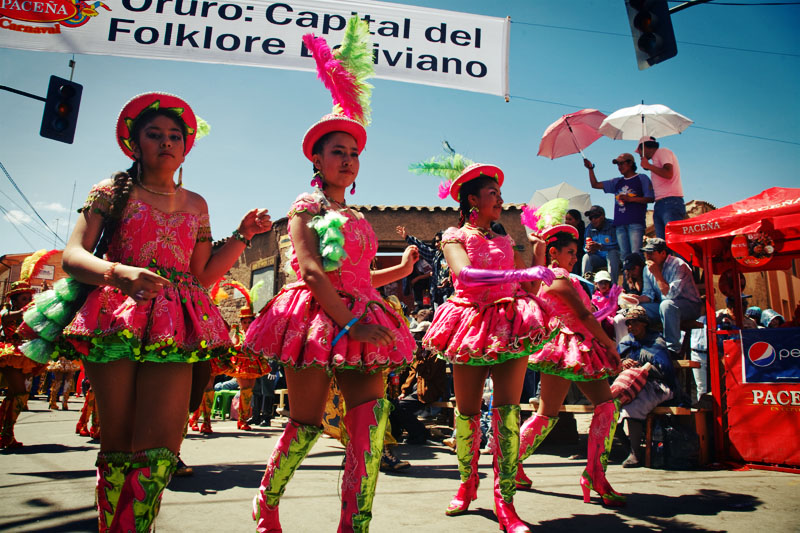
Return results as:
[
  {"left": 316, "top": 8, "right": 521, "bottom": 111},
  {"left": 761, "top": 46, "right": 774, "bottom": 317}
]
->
[
  {"left": 761, "top": 309, "right": 786, "bottom": 328},
  {"left": 214, "top": 377, "right": 240, "bottom": 392},
  {"left": 615, "top": 306, "right": 677, "bottom": 468},
  {"left": 584, "top": 153, "right": 653, "bottom": 261},
  {"left": 389, "top": 320, "right": 446, "bottom": 445},
  {"left": 621, "top": 253, "right": 645, "bottom": 295},
  {"left": 582, "top": 205, "right": 621, "bottom": 284},
  {"left": 613, "top": 253, "right": 646, "bottom": 344},
  {"left": 635, "top": 238, "right": 702, "bottom": 357},
  {"left": 745, "top": 306, "right": 763, "bottom": 325},
  {"left": 717, "top": 295, "right": 758, "bottom": 329},
  {"left": 689, "top": 314, "right": 708, "bottom": 404},
  {"left": 591, "top": 270, "right": 618, "bottom": 340}
]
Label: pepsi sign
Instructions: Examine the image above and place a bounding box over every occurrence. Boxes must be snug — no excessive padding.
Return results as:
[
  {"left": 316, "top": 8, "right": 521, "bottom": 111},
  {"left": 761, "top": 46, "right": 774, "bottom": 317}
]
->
[{"left": 741, "top": 328, "right": 800, "bottom": 384}]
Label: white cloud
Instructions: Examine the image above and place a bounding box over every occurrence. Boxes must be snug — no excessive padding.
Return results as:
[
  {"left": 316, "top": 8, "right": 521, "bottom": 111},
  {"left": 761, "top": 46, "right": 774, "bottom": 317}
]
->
[
  {"left": 3, "top": 210, "right": 33, "bottom": 225},
  {"left": 34, "top": 201, "right": 68, "bottom": 213}
]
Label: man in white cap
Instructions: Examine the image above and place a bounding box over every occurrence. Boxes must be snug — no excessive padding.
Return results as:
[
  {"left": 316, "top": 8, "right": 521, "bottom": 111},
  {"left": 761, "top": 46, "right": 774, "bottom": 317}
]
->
[{"left": 637, "top": 136, "right": 685, "bottom": 239}]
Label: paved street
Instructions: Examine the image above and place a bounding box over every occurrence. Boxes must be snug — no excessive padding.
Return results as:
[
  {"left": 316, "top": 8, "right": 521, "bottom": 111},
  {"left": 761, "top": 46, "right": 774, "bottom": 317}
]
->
[{"left": 2, "top": 397, "right": 799, "bottom": 532}]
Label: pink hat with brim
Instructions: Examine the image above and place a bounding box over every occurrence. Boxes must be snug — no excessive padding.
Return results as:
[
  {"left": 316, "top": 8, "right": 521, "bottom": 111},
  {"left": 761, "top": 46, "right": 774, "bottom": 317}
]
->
[
  {"left": 449, "top": 163, "right": 504, "bottom": 202},
  {"left": 302, "top": 114, "right": 367, "bottom": 162},
  {"left": 541, "top": 224, "right": 579, "bottom": 243},
  {"left": 116, "top": 92, "right": 198, "bottom": 160}
]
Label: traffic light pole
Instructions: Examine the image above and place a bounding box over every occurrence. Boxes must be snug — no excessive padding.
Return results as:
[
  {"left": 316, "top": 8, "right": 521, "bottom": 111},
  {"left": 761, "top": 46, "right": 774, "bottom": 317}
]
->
[
  {"left": 0, "top": 85, "right": 46, "bottom": 102},
  {"left": 669, "top": 0, "right": 714, "bottom": 15}
]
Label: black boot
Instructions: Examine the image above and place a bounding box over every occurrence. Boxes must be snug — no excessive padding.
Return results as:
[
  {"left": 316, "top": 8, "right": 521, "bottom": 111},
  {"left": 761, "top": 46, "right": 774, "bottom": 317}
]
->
[{"left": 247, "top": 392, "right": 263, "bottom": 426}]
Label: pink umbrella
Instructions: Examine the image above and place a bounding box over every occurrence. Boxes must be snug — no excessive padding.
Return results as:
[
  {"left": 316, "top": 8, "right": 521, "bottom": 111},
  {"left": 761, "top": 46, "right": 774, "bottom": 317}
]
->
[{"left": 538, "top": 109, "right": 607, "bottom": 160}]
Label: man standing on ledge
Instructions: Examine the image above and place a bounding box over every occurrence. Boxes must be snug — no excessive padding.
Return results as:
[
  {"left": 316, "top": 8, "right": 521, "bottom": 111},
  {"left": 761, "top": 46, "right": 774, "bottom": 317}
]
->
[{"left": 637, "top": 136, "right": 685, "bottom": 239}]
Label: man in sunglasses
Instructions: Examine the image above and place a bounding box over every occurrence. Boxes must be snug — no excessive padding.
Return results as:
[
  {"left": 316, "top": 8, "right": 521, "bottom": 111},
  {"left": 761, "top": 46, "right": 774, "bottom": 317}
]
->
[
  {"left": 584, "top": 153, "right": 653, "bottom": 260},
  {"left": 636, "top": 136, "right": 686, "bottom": 239},
  {"left": 582, "top": 205, "right": 621, "bottom": 284}
]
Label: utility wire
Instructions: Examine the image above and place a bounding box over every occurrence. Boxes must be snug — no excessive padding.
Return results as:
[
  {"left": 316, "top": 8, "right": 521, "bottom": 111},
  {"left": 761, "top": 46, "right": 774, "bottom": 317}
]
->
[
  {"left": 0, "top": 204, "right": 36, "bottom": 250},
  {"left": 0, "top": 187, "right": 55, "bottom": 235},
  {"left": 668, "top": 1, "right": 800, "bottom": 5},
  {"left": 511, "top": 21, "right": 800, "bottom": 58},
  {"left": 0, "top": 160, "right": 66, "bottom": 245},
  {"left": 508, "top": 95, "right": 800, "bottom": 146},
  {"left": 0, "top": 200, "right": 58, "bottom": 243}
]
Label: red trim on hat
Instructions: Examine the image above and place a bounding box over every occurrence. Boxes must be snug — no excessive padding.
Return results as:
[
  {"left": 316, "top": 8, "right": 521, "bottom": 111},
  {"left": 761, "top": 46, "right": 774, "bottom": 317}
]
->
[
  {"left": 302, "top": 114, "right": 367, "bottom": 162},
  {"left": 116, "top": 92, "right": 198, "bottom": 160},
  {"left": 449, "top": 163, "right": 504, "bottom": 202}
]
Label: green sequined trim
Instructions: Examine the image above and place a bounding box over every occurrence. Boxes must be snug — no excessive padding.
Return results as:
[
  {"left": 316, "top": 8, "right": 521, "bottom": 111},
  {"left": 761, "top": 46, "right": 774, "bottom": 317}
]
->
[{"left": 526, "top": 359, "right": 615, "bottom": 382}]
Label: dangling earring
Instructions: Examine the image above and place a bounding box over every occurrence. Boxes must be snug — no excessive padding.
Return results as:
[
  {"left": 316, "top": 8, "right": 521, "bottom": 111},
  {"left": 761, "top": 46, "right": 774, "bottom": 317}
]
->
[
  {"left": 310, "top": 170, "right": 323, "bottom": 189},
  {"left": 177, "top": 166, "right": 183, "bottom": 188},
  {"left": 350, "top": 181, "right": 356, "bottom": 195},
  {"left": 468, "top": 206, "right": 478, "bottom": 225}
]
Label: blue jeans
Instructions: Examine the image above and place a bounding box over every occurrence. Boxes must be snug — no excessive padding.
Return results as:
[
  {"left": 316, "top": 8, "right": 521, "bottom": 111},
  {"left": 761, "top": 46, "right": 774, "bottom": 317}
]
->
[
  {"left": 653, "top": 196, "right": 686, "bottom": 239},
  {"left": 640, "top": 298, "right": 701, "bottom": 353},
  {"left": 582, "top": 249, "right": 621, "bottom": 284},
  {"left": 615, "top": 223, "right": 645, "bottom": 260}
]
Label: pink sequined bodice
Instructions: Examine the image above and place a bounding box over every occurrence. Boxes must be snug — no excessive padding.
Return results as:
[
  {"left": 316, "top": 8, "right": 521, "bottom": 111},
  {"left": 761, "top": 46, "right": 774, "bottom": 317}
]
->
[
  {"left": 108, "top": 199, "right": 211, "bottom": 270},
  {"left": 539, "top": 266, "right": 591, "bottom": 324},
  {"left": 444, "top": 226, "right": 519, "bottom": 304},
  {"left": 287, "top": 193, "right": 377, "bottom": 295}
]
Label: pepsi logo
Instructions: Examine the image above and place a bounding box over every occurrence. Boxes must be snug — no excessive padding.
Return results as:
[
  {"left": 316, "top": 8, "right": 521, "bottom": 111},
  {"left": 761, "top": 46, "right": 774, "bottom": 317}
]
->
[{"left": 748, "top": 341, "right": 776, "bottom": 367}]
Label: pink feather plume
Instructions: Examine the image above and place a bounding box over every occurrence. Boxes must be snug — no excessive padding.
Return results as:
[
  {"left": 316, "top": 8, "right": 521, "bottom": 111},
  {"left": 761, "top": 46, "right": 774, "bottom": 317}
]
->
[
  {"left": 302, "top": 33, "right": 364, "bottom": 122},
  {"left": 438, "top": 181, "right": 450, "bottom": 199},
  {"left": 520, "top": 205, "right": 541, "bottom": 229}
]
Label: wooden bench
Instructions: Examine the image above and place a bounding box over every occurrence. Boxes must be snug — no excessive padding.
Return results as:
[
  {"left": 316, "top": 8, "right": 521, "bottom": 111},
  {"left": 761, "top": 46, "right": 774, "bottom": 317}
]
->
[
  {"left": 274, "top": 388, "right": 289, "bottom": 417},
  {"left": 432, "top": 397, "right": 710, "bottom": 468}
]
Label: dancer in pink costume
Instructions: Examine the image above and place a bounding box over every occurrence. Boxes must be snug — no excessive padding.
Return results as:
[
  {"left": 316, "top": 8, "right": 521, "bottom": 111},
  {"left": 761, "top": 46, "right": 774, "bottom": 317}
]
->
[
  {"left": 244, "top": 17, "right": 417, "bottom": 533},
  {"left": 518, "top": 198, "right": 626, "bottom": 507},
  {"left": 52, "top": 92, "right": 272, "bottom": 531},
  {"left": 415, "top": 153, "right": 557, "bottom": 533}
]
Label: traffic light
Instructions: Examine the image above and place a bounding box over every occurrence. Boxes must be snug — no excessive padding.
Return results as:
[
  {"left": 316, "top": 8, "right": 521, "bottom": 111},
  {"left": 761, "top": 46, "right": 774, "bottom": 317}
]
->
[
  {"left": 625, "top": 0, "right": 678, "bottom": 71},
  {"left": 40, "top": 75, "right": 82, "bottom": 144}
]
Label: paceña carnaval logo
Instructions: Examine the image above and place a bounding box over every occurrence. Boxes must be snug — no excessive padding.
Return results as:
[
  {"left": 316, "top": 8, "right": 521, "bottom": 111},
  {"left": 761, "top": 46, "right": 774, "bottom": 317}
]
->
[{"left": 1, "top": 0, "right": 110, "bottom": 33}]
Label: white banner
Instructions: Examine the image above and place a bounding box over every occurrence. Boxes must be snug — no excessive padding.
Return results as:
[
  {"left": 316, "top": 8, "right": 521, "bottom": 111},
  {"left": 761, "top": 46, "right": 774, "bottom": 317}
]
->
[{"left": 0, "top": 0, "right": 509, "bottom": 96}]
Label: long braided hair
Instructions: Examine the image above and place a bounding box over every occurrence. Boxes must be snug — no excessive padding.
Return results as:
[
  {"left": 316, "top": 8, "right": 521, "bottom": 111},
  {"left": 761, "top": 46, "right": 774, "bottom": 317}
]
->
[{"left": 95, "top": 108, "right": 187, "bottom": 258}]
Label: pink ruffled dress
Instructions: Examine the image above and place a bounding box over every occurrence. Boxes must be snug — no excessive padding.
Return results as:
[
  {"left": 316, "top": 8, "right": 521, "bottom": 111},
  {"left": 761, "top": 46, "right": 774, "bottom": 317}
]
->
[
  {"left": 527, "top": 266, "right": 620, "bottom": 381},
  {"left": 243, "top": 192, "right": 415, "bottom": 374},
  {"left": 422, "top": 227, "right": 554, "bottom": 366},
  {"left": 62, "top": 184, "right": 231, "bottom": 363}
]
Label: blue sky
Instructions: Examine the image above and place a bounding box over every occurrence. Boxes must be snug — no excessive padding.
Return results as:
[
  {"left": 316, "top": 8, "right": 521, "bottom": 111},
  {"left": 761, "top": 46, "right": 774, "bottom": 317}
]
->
[{"left": 1, "top": 0, "right": 798, "bottom": 254}]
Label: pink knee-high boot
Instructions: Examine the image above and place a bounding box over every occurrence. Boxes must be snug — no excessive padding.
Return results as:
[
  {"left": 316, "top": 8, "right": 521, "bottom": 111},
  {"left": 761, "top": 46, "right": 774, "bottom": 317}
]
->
[
  {"left": 580, "top": 399, "right": 626, "bottom": 507},
  {"left": 337, "top": 398, "right": 391, "bottom": 533},
  {"left": 253, "top": 419, "right": 322, "bottom": 533},
  {"left": 445, "top": 410, "right": 481, "bottom": 516},
  {"left": 515, "top": 414, "right": 558, "bottom": 489}
]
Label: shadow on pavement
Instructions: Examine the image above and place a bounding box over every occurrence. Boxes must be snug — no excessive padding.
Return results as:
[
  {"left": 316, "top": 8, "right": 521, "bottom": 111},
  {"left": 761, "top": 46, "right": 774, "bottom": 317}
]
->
[
  {"left": 1, "top": 443, "right": 95, "bottom": 455},
  {"left": 0, "top": 503, "right": 95, "bottom": 533},
  {"left": 8, "top": 468, "right": 95, "bottom": 481}
]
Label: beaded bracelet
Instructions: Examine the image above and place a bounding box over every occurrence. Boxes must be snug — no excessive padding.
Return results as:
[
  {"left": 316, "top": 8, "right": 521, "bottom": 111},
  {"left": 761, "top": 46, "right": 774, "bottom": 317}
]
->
[
  {"left": 231, "top": 229, "right": 251, "bottom": 247},
  {"left": 331, "top": 316, "right": 360, "bottom": 347},
  {"left": 103, "top": 262, "right": 119, "bottom": 286}
]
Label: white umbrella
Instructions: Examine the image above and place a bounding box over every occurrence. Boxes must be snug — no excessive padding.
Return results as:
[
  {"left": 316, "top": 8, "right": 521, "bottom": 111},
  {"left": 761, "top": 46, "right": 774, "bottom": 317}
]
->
[
  {"left": 598, "top": 103, "right": 693, "bottom": 140},
  {"left": 528, "top": 182, "right": 592, "bottom": 222}
]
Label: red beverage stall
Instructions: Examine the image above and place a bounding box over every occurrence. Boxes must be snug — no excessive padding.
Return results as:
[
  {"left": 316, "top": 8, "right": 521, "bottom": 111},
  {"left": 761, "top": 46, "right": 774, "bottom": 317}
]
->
[{"left": 666, "top": 187, "right": 800, "bottom": 471}]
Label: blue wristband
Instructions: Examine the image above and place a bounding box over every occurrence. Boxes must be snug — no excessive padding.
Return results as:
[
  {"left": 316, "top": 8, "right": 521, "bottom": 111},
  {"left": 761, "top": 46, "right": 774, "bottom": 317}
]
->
[{"left": 331, "top": 316, "right": 359, "bottom": 347}]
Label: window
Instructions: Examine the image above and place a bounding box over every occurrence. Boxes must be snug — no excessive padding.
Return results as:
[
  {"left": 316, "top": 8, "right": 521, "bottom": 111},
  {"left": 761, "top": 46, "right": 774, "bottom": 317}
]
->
[{"left": 250, "top": 257, "right": 276, "bottom": 313}]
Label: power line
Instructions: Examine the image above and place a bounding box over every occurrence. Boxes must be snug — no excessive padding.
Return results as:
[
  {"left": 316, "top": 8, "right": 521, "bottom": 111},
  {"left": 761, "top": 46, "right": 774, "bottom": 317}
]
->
[
  {"left": 0, "top": 160, "right": 65, "bottom": 245},
  {"left": 511, "top": 21, "right": 800, "bottom": 58},
  {"left": 508, "top": 95, "right": 800, "bottom": 146},
  {"left": 0, "top": 204, "right": 36, "bottom": 250},
  {"left": 0, "top": 186, "right": 55, "bottom": 235},
  {"left": 0, "top": 200, "right": 58, "bottom": 243}
]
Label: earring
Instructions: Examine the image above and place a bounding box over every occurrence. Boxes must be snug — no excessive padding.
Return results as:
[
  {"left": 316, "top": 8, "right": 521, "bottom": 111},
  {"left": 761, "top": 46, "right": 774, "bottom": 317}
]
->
[
  {"left": 468, "top": 206, "right": 478, "bottom": 224},
  {"left": 310, "top": 170, "right": 323, "bottom": 189},
  {"left": 178, "top": 166, "right": 183, "bottom": 188},
  {"left": 350, "top": 181, "right": 356, "bottom": 195}
]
